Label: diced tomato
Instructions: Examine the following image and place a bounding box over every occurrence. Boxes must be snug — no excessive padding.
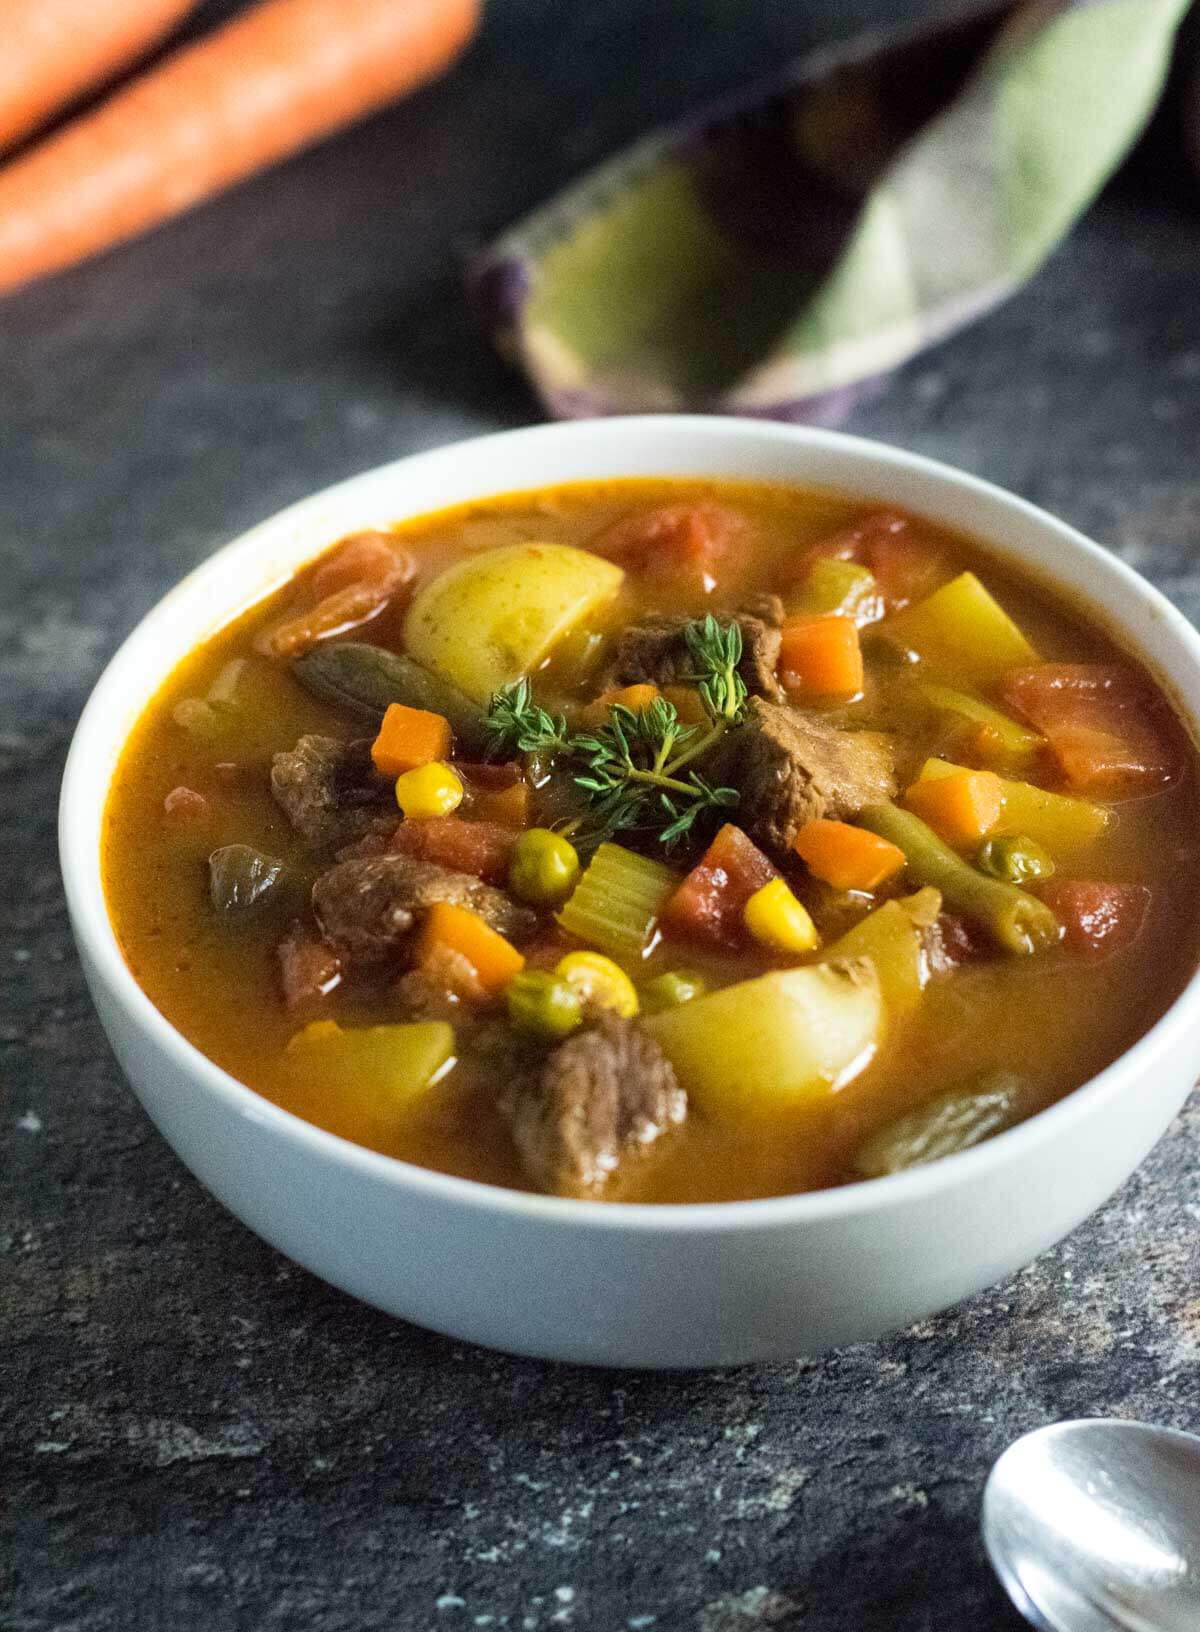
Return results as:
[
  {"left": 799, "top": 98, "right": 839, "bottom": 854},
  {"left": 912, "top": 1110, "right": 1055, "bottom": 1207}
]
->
[
  {"left": 312, "top": 531, "right": 413, "bottom": 599},
  {"left": 590, "top": 503, "right": 747, "bottom": 595},
  {"left": 924, "top": 912, "right": 990, "bottom": 974},
  {"left": 1002, "top": 665, "right": 1179, "bottom": 795},
  {"left": 662, "top": 823, "right": 779, "bottom": 948},
  {"left": 863, "top": 527, "right": 946, "bottom": 610},
  {"left": 780, "top": 511, "right": 945, "bottom": 610},
  {"left": 1038, "top": 880, "right": 1151, "bottom": 961},
  {"left": 390, "top": 816, "right": 519, "bottom": 884}
]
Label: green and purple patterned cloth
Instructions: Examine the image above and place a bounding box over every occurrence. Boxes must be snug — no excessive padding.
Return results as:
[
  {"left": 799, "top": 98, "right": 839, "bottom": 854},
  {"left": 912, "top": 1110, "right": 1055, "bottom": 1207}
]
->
[{"left": 472, "top": 0, "right": 1193, "bottom": 423}]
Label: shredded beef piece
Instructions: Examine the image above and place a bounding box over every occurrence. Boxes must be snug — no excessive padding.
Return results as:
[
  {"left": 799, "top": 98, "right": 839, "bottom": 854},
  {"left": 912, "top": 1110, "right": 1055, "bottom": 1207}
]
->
[
  {"left": 500, "top": 1013, "right": 686, "bottom": 1198},
  {"left": 277, "top": 922, "right": 343, "bottom": 1010},
  {"left": 394, "top": 942, "right": 488, "bottom": 1017},
  {"left": 718, "top": 698, "right": 896, "bottom": 856},
  {"left": 312, "top": 852, "right": 536, "bottom": 963},
  {"left": 270, "top": 735, "right": 392, "bottom": 848},
  {"left": 606, "top": 606, "right": 783, "bottom": 698}
]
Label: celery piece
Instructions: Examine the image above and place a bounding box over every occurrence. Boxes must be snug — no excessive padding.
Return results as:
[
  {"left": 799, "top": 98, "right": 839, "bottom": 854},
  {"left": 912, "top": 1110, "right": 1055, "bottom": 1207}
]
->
[
  {"left": 853, "top": 1071, "right": 1027, "bottom": 1177},
  {"left": 556, "top": 842, "right": 678, "bottom": 962},
  {"left": 884, "top": 572, "right": 1039, "bottom": 684},
  {"left": 286, "top": 1019, "right": 456, "bottom": 1106},
  {"left": 645, "top": 958, "right": 882, "bottom": 1120},
  {"left": 920, "top": 682, "right": 1042, "bottom": 766},
  {"left": 823, "top": 888, "right": 942, "bottom": 1016},
  {"left": 794, "top": 558, "right": 883, "bottom": 626},
  {"left": 918, "top": 756, "right": 1108, "bottom": 855},
  {"left": 858, "top": 803, "right": 1060, "bottom": 955}
]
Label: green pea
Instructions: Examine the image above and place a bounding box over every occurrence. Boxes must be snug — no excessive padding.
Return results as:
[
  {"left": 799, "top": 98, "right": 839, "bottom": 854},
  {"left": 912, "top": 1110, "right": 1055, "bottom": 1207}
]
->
[
  {"left": 506, "top": 970, "right": 583, "bottom": 1040},
  {"left": 975, "top": 833, "right": 1055, "bottom": 886},
  {"left": 508, "top": 828, "right": 581, "bottom": 906},
  {"left": 640, "top": 970, "right": 709, "bottom": 1014}
]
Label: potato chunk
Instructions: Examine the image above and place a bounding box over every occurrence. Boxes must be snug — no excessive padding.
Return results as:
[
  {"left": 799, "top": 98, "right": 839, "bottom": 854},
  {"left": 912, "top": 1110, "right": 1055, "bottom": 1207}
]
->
[
  {"left": 644, "top": 958, "right": 881, "bottom": 1120},
  {"left": 404, "top": 542, "right": 624, "bottom": 703}
]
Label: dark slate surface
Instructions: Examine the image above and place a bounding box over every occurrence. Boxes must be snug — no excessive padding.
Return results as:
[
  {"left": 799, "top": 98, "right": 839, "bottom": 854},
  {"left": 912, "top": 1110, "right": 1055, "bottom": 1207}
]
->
[{"left": 3, "top": 3, "right": 1198, "bottom": 1628}]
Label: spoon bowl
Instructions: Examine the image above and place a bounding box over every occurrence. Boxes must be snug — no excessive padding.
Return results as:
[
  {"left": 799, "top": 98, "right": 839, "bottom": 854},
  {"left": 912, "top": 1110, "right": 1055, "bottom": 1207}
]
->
[{"left": 983, "top": 1419, "right": 1200, "bottom": 1632}]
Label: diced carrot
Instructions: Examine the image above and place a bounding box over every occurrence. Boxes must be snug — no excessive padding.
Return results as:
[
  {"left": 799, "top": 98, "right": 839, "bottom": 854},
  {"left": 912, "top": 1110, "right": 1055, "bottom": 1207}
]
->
[
  {"left": 778, "top": 615, "right": 864, "bottom": 699},
  {"left": 579, "top": 683, "right": 661, "bottom": 726},
  {"left": 792, "top": 819, "right": 906, "bottom": 893},
  {"left": 590, "top": 503, "right": 747, "bottom": 594},
  {"left": 473, "top": 779, "right": 530, "bottom": 827},
  {"left": 312, "top": 531, "right": 412, "bottom": 599},
  {"left": 903, "top": 769, "right": 1004, "bottom": 848},
  {"left": 1038, "top": 880, "right": 1151, "bottom": 961},
  {"left": 1002, "top": 665, "right": 1179, "bottom": 795},
  {"left": 662, "top": 823, "right": 778, "bottom": 948},
  {"left": 390, "top": 816, "right": 519, "bottom": 883},
  {"left": 415, "top": 902, "right": 524, "bottom": 995},
  {"left": 371, "top": 703, "right": 452, "bottom": 777},
  {"left": 661, "top": 684, "right": 711, "bottom": 725}
]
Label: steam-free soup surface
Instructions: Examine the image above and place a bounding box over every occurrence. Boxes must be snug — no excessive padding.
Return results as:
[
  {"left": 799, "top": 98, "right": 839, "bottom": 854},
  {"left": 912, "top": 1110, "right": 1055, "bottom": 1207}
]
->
[{"left": 103, "top": 479, "right": 1200, "bottom": 1202}]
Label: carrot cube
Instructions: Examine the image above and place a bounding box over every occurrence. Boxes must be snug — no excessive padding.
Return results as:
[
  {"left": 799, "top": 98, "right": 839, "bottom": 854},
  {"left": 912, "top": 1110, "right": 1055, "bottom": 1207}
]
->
[
  {"left": 414, "top": 901, "right": 525, "bottom": 995},
  {"left": 902, "top": 769, "right": 1004, "bottom": 849},
  {"left": 792, "top": 819, "right": 906, "bottom": 893},
  {"left": 371, "top": 702, "right": 452, "bottom": 776},
  {"left": 579, "top": 683, "right": 660, "bottom": 726},
  {"left": 778, "top": 615, "right": 864, "bottom": 699}
]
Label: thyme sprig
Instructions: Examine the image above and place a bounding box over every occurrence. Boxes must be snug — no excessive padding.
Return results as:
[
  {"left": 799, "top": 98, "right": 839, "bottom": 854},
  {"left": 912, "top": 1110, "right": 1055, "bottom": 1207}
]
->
[{"left": 484, "top": 616, "right": 748, "bottom": 848}]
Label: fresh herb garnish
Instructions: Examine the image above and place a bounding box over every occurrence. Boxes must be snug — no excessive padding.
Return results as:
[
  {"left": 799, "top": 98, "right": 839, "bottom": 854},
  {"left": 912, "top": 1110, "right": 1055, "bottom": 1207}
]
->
[{"left": 484, "top": 616, "right": 748, "bottom": 848}]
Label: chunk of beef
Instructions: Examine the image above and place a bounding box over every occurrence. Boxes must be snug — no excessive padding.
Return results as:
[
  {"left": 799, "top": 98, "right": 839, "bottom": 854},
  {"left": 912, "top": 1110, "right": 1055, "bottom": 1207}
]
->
[
  {"left": 720, "top": 698, "right": 896, "bottom": 856},
  {"left": 394, "top": 943, "right": 488, "bottom": 1018},
  {"left": 277, "top": 922, "right": 343, "bottom": 1010},
  {"left": 270, "top": 735, "right": 392, "bottom": 848},
  {"left": 312, "top": 852, "right": 536, "bottom": 963},
  {"left": 607, "top": 605, "right": 783, "bottom": 698},
  {"left": 501, "top": 1013, "right": 686, "bottom": 1198}
]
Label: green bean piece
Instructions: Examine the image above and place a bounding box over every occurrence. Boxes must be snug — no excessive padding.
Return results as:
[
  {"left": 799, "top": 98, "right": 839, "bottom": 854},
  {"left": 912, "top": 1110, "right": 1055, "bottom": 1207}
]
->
[
  {"left": 208, "top": 845, "right": 285, "bottom": 917},
  {"left": 858, "top": 802, "right": 1060, "bottom": 955},
  {"left": 506, "top": 971, "right": 583, "bottom": 1041},
  {"left": 292, "top": 643, "right": 489, "bottom": 754},
  {"left": 976, "top": 833, "right": 1055, "bottom": 886},
  {"left": 640, "top": 970, "right": 709, "bottom": 1013},
  {"left": 853, "top": 1071, "right": 1028, "bottom": 1177}
]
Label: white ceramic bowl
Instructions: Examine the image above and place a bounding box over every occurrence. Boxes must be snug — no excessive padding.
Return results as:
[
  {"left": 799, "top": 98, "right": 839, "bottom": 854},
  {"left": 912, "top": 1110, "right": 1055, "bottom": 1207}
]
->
[{"left": 61, "top": 417, "right": 1200, "bottom": 1368}]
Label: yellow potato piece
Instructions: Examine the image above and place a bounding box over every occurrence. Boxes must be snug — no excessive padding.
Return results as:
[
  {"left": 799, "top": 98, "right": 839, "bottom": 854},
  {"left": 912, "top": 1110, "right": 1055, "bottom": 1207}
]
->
[
  {"left": 645, "top": 958, "right": 881, "bottom": 1121},
  {"left": 404, "top": 542, "right": 624, "bottom": 704}
]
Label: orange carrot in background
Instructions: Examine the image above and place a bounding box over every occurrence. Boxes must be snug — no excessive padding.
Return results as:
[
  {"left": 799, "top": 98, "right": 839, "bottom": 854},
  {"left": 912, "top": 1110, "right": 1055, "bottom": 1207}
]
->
[
  {"left": 0, "top": 0, "right": 195, "bottom": 154},
  {"left": 0, "top": 0, "right": 481, "bottom": 297}
]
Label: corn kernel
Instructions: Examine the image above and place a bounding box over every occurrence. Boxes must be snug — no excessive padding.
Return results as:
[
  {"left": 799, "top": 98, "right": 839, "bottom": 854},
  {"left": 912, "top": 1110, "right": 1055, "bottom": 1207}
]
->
[
  {"left": 743, "top": 878, "right": 820, "bottom": 955},
  {"left": 555, "top": 951, "right": 640, "bottom": 1018},
  {"left": 394, "top": 761, "right": 463, "bottom": 820}
]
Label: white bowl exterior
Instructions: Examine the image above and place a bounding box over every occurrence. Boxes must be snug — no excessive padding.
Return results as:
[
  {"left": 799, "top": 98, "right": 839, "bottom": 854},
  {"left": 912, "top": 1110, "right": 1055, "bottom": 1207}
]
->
[{"left": 61, "top": 418, "right": 1200, "bottom": 1367}]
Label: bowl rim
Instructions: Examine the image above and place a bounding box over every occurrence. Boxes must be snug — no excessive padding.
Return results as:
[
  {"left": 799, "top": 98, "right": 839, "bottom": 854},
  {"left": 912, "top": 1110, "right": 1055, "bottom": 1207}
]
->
[{"left": 60, "top": 414, "right": 1200, "bottom": 1234}]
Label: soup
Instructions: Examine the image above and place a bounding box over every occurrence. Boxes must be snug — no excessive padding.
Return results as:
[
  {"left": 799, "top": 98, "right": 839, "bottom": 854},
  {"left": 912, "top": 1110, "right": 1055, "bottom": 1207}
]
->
[{"left": 103, "top": 479, "right": 1200, "bottom": 1203}]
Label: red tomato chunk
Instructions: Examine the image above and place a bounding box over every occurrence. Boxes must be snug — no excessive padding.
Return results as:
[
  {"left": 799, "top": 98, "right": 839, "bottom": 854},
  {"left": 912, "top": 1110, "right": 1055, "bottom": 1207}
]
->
[
  {"left": 591, "top": 503, "right": 746, "bottom": 594},
  {"left": 1003, "top": 664, "right": 1179, "bottom": 795},
  {"left": 1039, "top": 880, "right": 1151, "bottom": 961},
  {"left": 662, "top": 823, "right": 778, "bottom": 948},
  {"left": 390, "top": 816, "right": 519, "bottom": 884}
]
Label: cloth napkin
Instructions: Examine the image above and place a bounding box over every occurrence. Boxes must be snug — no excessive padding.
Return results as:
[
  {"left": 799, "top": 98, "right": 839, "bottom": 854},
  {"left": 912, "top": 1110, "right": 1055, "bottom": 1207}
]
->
[{"left": 471, "top": 0, "right": 1193, "bottom": 423}]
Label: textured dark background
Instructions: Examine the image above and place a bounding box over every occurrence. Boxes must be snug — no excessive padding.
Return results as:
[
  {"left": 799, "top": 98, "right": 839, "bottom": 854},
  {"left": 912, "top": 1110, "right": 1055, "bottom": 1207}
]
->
[{"left": 3, "top": 3, "right": 1199, "bottom": 1629}]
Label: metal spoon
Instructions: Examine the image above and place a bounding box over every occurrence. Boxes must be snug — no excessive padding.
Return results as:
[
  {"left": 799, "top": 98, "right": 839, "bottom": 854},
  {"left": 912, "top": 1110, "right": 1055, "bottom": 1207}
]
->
[{"left": 983, "top": 1420, "right": 1200, "bottom": 1632}]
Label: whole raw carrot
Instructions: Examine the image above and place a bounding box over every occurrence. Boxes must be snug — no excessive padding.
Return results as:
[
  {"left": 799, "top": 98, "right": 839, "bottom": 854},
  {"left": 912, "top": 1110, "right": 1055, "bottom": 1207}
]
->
[
  {"left": 0, "top": 0, "right": 195, "bottom": 154},
  {"left": 0, "top": 0, "right": 481, "bottom": 296}
]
